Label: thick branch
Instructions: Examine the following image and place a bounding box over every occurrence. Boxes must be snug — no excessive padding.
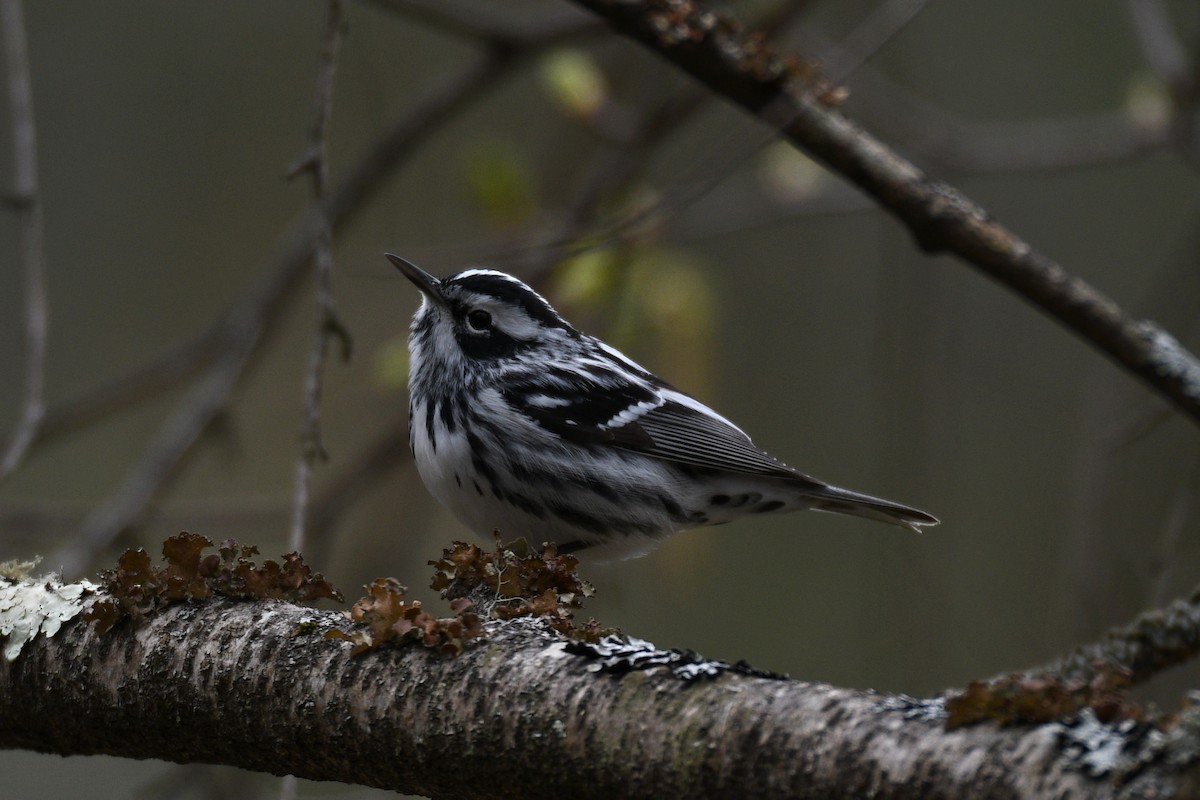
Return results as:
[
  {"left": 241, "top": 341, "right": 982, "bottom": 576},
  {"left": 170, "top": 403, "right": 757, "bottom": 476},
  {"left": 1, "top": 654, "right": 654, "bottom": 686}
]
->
[
  {"left": 569, "top": 0, "right": 1200, "bottom": 427},
  {"left": 0, "top": 594, "right": 1176, "bottom": 799}
]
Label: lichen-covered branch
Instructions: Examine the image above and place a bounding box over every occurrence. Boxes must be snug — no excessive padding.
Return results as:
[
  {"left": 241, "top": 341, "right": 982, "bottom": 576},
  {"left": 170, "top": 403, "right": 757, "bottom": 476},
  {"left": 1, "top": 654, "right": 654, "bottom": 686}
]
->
[
  {"left": 568, "top": 0, "right": 1200, "bottom": 427},
  {"left": 1028, "top": 582, "right": 1200, "bottom": 687},
  {"left": 1, "top": 585, "right": 1196, "bottom": 798}
]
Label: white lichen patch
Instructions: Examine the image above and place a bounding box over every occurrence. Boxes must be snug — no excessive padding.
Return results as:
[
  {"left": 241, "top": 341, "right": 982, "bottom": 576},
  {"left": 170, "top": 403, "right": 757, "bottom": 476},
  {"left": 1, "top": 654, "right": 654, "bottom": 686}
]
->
[{"left": 0, "top": 574, "right": 98, "bottom": 661}]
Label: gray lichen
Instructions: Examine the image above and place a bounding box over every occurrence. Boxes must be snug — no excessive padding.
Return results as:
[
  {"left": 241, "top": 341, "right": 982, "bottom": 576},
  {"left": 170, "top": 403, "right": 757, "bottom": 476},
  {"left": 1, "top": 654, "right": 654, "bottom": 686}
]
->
[{"left": 0, "top": 574, "right": 97, "bottom": 660}]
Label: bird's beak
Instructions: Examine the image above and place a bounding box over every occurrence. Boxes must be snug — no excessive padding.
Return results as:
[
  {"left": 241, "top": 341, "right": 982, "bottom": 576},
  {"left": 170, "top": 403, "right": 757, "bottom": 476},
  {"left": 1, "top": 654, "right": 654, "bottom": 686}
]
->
[{"left": 386, "top": 253, "right": 448, "bottom": 310}]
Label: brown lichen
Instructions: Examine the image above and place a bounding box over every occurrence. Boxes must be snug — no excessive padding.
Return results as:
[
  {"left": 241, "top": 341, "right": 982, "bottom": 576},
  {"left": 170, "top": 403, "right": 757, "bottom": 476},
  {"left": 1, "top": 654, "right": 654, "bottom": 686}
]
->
[
  {"left": 429, "top": 535, "right": 606, "bottom": 641},
  {"left": 325, "top": 578, "right": 484, "bottom": 657},
  {"left": 84, "top": 532, "right": 342, "bottom": 633},
  {"left": 945, "top": 661, "right": 1142, "bottom": 730}
]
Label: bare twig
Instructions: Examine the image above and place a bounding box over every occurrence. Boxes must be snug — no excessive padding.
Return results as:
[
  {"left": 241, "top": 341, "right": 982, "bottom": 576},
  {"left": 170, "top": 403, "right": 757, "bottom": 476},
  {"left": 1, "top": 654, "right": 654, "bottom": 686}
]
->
[
  {"left": 1126, "top": 0, "right": 1200, "bottom": 162},
  {"left": 505, "top": 88, "right": 713, "bottom": 276},
  {"left": 49, "top": 13, "right": 593, "bottom": 575},
  {"left": 0, "top": 6, "right": 594, "bottom": 486},
  {"left": 825, "top": 0, "right": 932, "bottom": 82},
  {"left": 1147, "top": 459, "right": 1199, "bottom": 609},
  {"left": 365, "top": 0, "right": 599, "bottom": 45},
  {"left": 53, "top": 343, "right": 253, "bottom": 578},
  {"left": 277, "top": 775, "right": 298, "bottom": 800},
  {"left": 306, "top": 413, "right": 411, "bottom": 564},
  {"left": 1127, "top": 0, "right": 1195, "bottom": 98},
  {"left": 21, "top": 327, "right": 228, "bottom": 450},
  {"left": 569, "top": 0, "right": 1200, "bottom": 427},
  {"left": 49, "top": 50, "right": 512, "bottom": 577},
  {"left": 0, "top": 0, "right": 47, "bottom": 485},
  {"left": 795, "top": 30, "right": 1176, "bottom": 173},
  {"left": 288, "top": 0, "right": 350, "bottom": 555},
  {"left": 846, "top": 69, "right": 1173, "bottom": 172}
]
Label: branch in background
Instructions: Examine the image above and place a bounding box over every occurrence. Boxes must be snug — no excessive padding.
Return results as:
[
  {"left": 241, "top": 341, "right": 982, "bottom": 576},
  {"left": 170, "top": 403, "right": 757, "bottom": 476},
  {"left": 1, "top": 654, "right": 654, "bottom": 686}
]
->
[
  {"left": 1026, "top": 580, "right": 1200, "bottom": 687},
  {"left": 53, "top": 344, "right": 253, "bottom": 578},
  {"left": 288, "top": 0, "right": 350, "bottom": 556},
  {"left": 41, "top": 5, "right": 619, "bottom": 576},
  {"left": 2, "top": 594, "right": 1180, "bottom": 798},
  {"left": 306, "top": 413, "right": 411, "bottom": 564},
  {"left": 366, "top": 0, "right": 600, "bottom": 45},
  {"left": 844, "top": 66, "right": 1172, "bottom": 173},
  {"left": 1126, "top": 0, "right": 1196, "bottom": 101},
  {"left": 786, "top": 20, "right": 1179, "bottom": 173},
  {"left": 49, "top": 49, "right": 513, "bottom": 578},
  {"left": 1126, "top": 0, "right": 1200, "bottom": 164},
  {"left": 822, "top": 0, "right": 933, "bottom": 82},
  {"left": 506, "top": 88, "right": 713, "bottom": 277},
  {"left": 0, "top": 0, "right": 48, "bottom": 485},
  {"left": 569, "top": 0, "right": 1200, "bottom": 428}
]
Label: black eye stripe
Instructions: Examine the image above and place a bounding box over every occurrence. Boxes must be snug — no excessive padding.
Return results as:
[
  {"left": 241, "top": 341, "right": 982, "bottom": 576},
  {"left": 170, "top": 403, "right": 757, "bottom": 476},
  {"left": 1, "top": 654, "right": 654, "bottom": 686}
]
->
[{"left": 447, "top": 274, "right": 569, "bottom": 331}]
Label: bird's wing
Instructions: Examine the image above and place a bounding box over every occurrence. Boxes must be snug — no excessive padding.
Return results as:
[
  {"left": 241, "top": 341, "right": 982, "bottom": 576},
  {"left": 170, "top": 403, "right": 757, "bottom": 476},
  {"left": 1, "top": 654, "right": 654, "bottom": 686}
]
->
[
  {"left": 502, "top": 368, "right": 816, "bottom": 483},
  {"left": 611, "top": 390, "right": 814, "bottom": 482}
]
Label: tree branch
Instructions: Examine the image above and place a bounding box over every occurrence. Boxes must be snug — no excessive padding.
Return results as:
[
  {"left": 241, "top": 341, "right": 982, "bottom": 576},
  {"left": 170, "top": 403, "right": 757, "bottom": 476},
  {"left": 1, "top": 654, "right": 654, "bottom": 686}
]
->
[
  {"left": 568, "top": 0, "right": 1200, "bottom": 428},
  {"left": 0, "top": 0, "right": 48, "bottom": 485},
  {"left": 47, "top": 50, "right": 512, "bottom": 577},
  {"left": 3, "top": 590, "right": 1191, "bottom": 798},
  {"left": 1029, "top": 581, "right": 1200, "bottom": 687},
  {"left": 288, "top": 0, "right": 350, "bottom": 554}
]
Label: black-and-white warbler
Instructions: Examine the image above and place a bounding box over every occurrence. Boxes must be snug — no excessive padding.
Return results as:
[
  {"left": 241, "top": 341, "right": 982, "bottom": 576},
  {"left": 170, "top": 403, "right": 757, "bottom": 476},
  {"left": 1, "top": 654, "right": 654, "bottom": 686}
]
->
[{"left": 388, "top": 253, "right": 938, "bottom": 561}]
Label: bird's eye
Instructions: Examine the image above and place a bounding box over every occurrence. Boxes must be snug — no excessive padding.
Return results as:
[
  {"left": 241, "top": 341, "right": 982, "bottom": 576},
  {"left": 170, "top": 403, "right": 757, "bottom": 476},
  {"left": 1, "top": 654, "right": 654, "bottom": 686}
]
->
[{"left": 467, "top": 309, "right": 492, "bottom": 331}]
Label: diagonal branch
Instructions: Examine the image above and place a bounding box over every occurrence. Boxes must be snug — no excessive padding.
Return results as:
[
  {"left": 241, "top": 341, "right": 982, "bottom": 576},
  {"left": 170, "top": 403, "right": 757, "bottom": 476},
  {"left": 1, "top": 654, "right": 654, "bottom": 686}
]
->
[
  {"left": 569, "top": 0, "right": 1200, "bottom": 428},
  {"left": 1027, "top": 581, "right": 1200, "bottom": 687},
  {"left": 49, "top": 50, "right": 513, "bottom": 577}
]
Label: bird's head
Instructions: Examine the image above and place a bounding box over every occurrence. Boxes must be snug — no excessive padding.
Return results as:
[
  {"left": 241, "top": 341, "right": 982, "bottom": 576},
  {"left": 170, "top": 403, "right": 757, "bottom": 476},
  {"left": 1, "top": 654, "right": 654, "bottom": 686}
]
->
[{"left": 387, "top": 254, "right": 582, "bottom": 376}]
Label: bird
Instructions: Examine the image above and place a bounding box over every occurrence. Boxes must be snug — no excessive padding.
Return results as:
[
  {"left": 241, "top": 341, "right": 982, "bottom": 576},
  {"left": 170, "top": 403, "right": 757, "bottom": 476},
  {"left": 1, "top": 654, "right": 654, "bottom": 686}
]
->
[{"left": 387, "top": 253, "right": 938, "bottom": 561}]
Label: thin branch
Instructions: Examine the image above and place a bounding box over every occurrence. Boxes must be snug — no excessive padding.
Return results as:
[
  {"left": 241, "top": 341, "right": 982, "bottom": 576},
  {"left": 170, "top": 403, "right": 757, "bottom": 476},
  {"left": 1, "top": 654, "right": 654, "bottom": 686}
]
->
[
  {"left": 1127, "top": 0, "right": 1195, "bottom": 99},
  {"left": 1147, "top": 459, "right": 1200, "bottom": 609},
  {"left": 824, "top": 0, "right": 933, "bottom": 82},
  {"left": 570, "top": 0, "right": 1200, "bottom": 427},
  {"left": 848, "top": 72, "right": 1173, "bottom": 172},
  {"left": 365, "top": 0, "right": 600, "bottom": 45},
  {"left": 508, "top": 88, "right": 713, "bottom": 275},
  {"left": 288, "top": 0, "right": 350, "bottom": 554},
  {"left": 1126, "top": 0, "right": 1200, "bottom": 163},
  {"left": 0, "top": 302, "right": 232, "bottom": 462},
  {"left": 306, "top": 413, "right": 411, "bottom": 563},
  {"left": 52, "top": 343, "right": 253, "bottom": 578},
  {"left": 796, "top": 30, "right": 1177, "bottom": 173},
  {"left": 0, "top": 0, "right": 47, "bottom": 485},
  {"left": 49, "top": 49, "right": 514, "bottom": 577},
  {"left": 670, "top": 176, "right": 875, "bottom": 241}
]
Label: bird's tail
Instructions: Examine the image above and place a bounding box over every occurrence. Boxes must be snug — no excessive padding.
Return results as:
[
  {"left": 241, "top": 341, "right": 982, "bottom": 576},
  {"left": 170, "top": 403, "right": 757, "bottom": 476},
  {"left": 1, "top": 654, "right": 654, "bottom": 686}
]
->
[{"left": 804, "top": 484, "right": 939, "bottom": 532}]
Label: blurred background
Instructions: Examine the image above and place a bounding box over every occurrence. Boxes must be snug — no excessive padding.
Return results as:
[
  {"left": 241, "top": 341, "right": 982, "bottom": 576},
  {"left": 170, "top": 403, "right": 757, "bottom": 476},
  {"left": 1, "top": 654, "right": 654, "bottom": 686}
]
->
[{"left": 0, "top": 0, "right": 1198, "bottom": 796}]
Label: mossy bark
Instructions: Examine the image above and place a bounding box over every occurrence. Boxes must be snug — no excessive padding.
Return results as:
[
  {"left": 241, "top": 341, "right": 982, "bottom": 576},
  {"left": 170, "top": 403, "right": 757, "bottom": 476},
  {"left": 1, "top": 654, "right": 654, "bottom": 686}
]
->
[{"left": 2, "top": 596, "right": 1189, "bottom": 798}]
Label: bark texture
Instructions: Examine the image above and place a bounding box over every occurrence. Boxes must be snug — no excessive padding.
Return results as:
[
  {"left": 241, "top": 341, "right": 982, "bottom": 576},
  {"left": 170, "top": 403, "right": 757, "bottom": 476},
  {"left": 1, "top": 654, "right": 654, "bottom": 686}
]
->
[{"left": 1, "top": 596, "right": 1194, "bottom": 798}]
